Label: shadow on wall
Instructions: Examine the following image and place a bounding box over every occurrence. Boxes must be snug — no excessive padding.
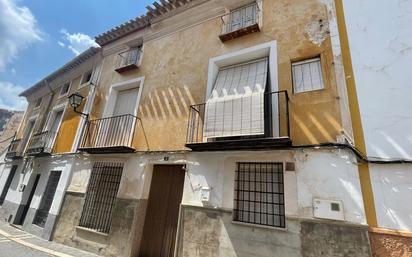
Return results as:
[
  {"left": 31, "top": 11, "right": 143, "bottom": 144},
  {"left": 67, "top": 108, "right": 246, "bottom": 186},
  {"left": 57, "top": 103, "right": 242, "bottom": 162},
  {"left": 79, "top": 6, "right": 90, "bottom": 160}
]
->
[{"left": 139, "top": 85, "right": 195, "bottom": 121}]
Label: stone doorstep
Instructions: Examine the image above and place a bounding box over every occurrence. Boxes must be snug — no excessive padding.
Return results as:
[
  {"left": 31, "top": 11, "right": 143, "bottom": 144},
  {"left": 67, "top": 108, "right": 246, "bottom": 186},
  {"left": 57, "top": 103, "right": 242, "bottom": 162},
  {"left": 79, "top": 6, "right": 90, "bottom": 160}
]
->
[{"left": 0, "top": 222, "right": 102, "bottom": 257}]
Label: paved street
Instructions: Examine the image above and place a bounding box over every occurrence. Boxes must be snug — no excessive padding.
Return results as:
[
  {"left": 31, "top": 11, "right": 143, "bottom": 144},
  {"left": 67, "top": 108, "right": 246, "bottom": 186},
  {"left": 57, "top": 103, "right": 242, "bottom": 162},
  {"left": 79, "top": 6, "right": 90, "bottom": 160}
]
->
[
  {"left": 0, "top": 222, "right": 101, "bottom": 257},
  {"left": 0, "top": 234, "right": 51, "bottom": 257}
]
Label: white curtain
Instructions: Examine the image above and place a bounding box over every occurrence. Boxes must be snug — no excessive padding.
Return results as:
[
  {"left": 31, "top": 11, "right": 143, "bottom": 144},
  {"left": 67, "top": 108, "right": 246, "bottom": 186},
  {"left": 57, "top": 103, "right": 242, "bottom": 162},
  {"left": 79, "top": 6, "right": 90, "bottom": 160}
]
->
[{"left": 204, "top": 58, "right": 268, "bottom": 138}]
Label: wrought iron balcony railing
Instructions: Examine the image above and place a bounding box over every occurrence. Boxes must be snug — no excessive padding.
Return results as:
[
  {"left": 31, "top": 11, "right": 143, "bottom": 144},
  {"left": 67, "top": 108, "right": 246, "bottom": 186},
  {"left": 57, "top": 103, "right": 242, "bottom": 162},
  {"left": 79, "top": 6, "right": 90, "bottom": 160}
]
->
[
  {"left": 186, "top": 90, "right": 291, "bottom": 151},
  {"left": 115, "top": 48, "right": 142, "bottom": 73},
  {"left": 25, "top": 131, "right": 57, "bottom": 156},
  {"left": 79, "top": 114, "right": 137, "bottom": 153},
  {"left": 219, "top": 2, "right": 261, "bottom": 42},
  {"left": 6, "top": 138, "right": 23, "bottom": 159}
]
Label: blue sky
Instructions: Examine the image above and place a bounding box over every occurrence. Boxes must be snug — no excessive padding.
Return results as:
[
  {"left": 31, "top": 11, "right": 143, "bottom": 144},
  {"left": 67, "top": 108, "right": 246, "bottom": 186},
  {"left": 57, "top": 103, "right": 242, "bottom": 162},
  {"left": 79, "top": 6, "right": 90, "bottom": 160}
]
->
[{"left": 0, "top": 0, "right": 153, "bottom": 111}]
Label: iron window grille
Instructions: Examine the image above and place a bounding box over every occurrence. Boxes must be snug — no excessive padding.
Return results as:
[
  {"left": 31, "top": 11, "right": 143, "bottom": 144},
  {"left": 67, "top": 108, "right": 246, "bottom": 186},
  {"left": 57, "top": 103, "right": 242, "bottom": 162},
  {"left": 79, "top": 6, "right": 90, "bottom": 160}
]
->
[
  {"left": 234, "top": 162, "right": 285, "bottom": 228},
  {"left": 79, "top": 162, "right": 123, "bottom": 234},
  {"left": 33, "top": 170, "right": 62, "bottom": 227}
]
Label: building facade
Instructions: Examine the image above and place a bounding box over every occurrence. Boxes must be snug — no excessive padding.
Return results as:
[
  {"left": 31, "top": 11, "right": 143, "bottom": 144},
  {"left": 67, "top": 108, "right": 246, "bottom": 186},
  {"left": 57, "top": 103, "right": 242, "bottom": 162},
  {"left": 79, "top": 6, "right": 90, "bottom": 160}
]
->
[
  {"left": 0, "top": 47, "right": 102, "bottom": 240},
  {"left": 51, "top": 0, "right": 370, "bottom": 256},
  {"left": 0, "top": 0, "right": 410, "bottom": 257}
]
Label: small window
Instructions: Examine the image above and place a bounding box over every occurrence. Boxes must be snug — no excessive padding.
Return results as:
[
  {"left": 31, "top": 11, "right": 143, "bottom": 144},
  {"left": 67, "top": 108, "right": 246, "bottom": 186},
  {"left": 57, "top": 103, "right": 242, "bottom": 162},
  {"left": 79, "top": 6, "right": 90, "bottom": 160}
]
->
[
  {"left": 228, "top": 3, "right": 258, "bottom": 33},
  {"left": 59, "top": 82, "right": 70, "bottom": 96},
  {"left": 79, "top": 162, "right": 123, "bottom": 234},
  {"left": 292, "top": 57, "right": 324, "bottom": 93},
  {"left": 34, "top": 98, "right": 42, "bottom": 108},
  {"left": 81, "top": 70, "right": 93, "bottom": 85},
  {"left": 234, "top": 162, "right": 285, "bottom": 228}
]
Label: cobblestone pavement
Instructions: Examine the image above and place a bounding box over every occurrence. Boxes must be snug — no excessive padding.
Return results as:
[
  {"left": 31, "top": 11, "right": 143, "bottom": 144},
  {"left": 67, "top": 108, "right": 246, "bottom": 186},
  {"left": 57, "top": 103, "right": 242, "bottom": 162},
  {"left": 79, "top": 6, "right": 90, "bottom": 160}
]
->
[{"left": 0, "top": 222, "right": 101, "bottom": 257}]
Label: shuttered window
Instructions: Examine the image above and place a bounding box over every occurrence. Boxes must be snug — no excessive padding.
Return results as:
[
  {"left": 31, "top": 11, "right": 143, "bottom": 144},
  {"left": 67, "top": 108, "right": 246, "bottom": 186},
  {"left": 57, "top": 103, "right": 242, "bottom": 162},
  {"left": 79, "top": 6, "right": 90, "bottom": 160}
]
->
[
  {"left": 229, "top": 3, "right": 257, "bottom": 33},
  {"left": 204, "top": 58, "right": 268, "bottom": 138},
  {"left": 292, "top": 57, "right": 324, "bottom": 93},
  {"left": 79, "top": 162, "right": 123, "bottom": 234},
  {"left": 33, "top": 171, "right": 61, "bottom": 227},
  {"left": 234, "top": 162, "right": 285, "bottom": 228}
]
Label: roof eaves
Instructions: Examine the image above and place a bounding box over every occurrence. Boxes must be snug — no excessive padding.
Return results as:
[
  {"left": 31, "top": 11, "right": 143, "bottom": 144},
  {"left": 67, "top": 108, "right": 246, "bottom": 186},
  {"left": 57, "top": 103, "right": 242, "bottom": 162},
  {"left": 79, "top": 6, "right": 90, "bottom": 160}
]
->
[{"left": 95, "top": 0, "right": 195, "bottom": 46}]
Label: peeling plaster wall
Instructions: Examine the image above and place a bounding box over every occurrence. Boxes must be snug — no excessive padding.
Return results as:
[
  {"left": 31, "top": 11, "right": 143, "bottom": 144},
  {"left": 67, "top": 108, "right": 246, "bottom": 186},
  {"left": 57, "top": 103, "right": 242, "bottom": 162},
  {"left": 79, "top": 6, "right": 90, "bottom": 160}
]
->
[
  {"left": 343, "top": 0, "right": 412, "bottom": 160},
  {"left": 184, "top": 149, "right": 366, "bottom": 225},
  {"left": 93, "top": 0, "right": 347, "bottom": 151},
  {"left": 342, "top": 1, "right": 412, "bottom": 231}
]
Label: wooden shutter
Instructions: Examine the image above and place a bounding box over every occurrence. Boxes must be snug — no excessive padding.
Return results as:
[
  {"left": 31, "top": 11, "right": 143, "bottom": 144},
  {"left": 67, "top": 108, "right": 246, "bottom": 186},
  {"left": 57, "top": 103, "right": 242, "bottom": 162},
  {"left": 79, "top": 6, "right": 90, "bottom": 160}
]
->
[
  {"left": 229, "top": 8, "right": 242, "bottom": 32},
  {"left": 204, "top": 58, "right": 268, "bottom": 138},
  {"left": 292, "top": 58, "right": 324, "bottom": 93},
  {"left": 244, "top": 4, "right": 257, "bottom": 27}
]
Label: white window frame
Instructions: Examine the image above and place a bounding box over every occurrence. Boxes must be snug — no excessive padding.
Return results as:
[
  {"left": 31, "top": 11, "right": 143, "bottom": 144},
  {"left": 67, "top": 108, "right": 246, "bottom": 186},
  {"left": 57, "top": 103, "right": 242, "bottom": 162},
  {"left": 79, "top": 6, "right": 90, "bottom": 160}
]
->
[
  {"left": 43, "top": 103, "right": 67, "bottom": 150},
  {"left": 79, "top": 69, "right": 94, "bottom": 88},
  {"left": 22, "top": 114, "right": 39, "bottom": 153},
  {"left": 291, "top": 57, "right": 325, "bottom": 94},
  {"left": 58, "top": 82, "right": 72, "bottom": 99},
  {"left": 206, "top": 41, "right": 279, "bottom": 136},
  {"left": 103, "top": 77, "right": 145, "bottom": 118},
  {"left": 33, "top": 98, "right": 43, "bottom": 110}
]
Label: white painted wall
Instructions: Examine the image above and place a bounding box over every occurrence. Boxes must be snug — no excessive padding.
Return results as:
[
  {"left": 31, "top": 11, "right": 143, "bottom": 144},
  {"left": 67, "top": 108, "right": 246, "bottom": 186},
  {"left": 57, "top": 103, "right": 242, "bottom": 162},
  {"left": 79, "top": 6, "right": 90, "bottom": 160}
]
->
[
  {"left": 184, "top": 149, "right": 366, "bottom": 225},
  {"left": 343, "top": 0, "right": 412, "bottom": 159},
  {"left": 343, "top": 0, "right": 412, "bottom": 230},
  {"left": 3, "top": 155, "right": 74, "bottom": 216}
]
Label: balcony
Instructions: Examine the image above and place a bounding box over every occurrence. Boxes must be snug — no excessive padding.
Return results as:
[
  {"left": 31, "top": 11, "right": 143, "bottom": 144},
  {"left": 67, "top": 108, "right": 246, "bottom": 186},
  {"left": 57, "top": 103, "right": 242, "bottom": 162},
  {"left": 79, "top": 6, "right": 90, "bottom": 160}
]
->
[
  {"left": 219, "top": 2, "right": 261, "bottom": 42},
  {"left": 78, "top": 114, "right": 137, "bottom": 154},
  {"left": 25, "top": 131, "right": 57, "bottom": 157},
  {"left": 115, "top": 48, "right": 142, "bottom": 73},
  {"left": 186, "top": 91, "right": 291, "bottom": 151},
  {"left": 5, "top": 139, "right": 23, "bottom": 160}
]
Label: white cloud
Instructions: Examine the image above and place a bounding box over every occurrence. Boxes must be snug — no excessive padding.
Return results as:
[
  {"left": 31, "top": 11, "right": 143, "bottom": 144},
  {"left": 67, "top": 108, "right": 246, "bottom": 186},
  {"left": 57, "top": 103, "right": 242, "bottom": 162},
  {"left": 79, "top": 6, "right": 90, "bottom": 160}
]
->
[
  {"left": 57, "top": 41, "right": 65, "bottom": 47},
  {"left": 0, "top": 0, "right": 43, "bottom": 71},
  {"left": 0, "top": 81, "right": 27, "bottom": 111},
  {"left": 60, "top": 29, "right": 98, "bottom": 56}
]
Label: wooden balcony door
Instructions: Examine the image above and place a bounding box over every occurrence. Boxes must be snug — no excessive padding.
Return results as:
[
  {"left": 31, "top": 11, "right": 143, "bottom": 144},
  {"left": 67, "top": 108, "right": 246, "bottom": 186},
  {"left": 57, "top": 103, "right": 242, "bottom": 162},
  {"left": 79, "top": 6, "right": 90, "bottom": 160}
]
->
[
  {"left": 100, "top": 87, "right": 139, "bottom": 147},
  {"left": 138, "top": 165, "right": 185, "bottom": 257}
]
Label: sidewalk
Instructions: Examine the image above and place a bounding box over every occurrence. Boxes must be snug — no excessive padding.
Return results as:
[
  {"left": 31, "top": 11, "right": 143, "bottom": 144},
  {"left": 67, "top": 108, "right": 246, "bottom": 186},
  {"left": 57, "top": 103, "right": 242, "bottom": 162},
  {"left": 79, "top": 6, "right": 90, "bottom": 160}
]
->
[{"left": 0, "top": 221, "right": 102, "bottom": 257}]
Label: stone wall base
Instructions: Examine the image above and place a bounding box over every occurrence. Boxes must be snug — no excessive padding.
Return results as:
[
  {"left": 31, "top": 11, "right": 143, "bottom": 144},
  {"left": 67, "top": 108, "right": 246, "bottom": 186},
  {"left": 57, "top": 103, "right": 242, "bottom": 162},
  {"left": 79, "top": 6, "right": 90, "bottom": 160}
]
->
[
  {"left": 53, "top": 191, "right": 144, "bottom": 257},
  {"left": 177, "top": 205, "right": 372, "bottom": 257}
]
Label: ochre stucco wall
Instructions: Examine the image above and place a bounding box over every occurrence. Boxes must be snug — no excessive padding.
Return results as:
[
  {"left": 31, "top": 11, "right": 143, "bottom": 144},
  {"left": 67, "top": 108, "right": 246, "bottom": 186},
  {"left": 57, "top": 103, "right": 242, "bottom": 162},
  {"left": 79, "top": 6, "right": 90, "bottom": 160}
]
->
[
  {"left": 93, "top": 0, "right": 344, "bottom": 151},
  {"left": 53, "top": 77, "right": 89, "bottom": 153}
]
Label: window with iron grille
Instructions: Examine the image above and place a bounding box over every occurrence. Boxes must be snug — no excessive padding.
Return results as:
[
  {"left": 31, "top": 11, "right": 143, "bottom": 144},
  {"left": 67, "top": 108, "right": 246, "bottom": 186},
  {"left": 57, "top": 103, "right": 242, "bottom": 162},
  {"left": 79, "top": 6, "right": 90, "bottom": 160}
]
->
[
  {"left": 79, "top": 162, "right": 123, "bottom": 234},
  {"left": 33, "top": 170, "right": 61, "bottom": 227},
  {"left": 234, "top": 162, "right": 285, "bottom": 228},
  {"left": 292, "top": 57, "right": 324, "bottom": 93}
]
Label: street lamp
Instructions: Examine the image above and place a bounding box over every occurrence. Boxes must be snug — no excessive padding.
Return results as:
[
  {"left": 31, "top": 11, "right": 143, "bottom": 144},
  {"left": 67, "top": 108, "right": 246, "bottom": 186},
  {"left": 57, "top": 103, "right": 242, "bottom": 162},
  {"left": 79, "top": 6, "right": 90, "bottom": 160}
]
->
[{"left": 68, "top": 92, "right": 88, "bottom": 118}]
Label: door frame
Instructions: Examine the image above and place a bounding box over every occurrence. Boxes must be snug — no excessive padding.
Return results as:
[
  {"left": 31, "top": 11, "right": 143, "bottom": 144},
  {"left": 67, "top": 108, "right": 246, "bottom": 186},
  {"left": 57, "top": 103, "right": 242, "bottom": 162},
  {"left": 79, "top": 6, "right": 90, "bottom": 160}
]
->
[
  {"left": 103, "top": 77, "right": 145, "bottom": 118},
  {"left": 137, "top": 164, "right": 186, "bottom": 257}
]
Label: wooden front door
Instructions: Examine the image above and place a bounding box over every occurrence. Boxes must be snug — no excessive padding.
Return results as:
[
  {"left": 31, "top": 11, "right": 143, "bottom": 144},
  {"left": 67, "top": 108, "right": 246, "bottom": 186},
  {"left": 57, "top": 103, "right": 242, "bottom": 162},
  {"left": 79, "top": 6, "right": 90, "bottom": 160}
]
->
[{"left": 138, "top": 165, "right": 185, "bottom": 257}]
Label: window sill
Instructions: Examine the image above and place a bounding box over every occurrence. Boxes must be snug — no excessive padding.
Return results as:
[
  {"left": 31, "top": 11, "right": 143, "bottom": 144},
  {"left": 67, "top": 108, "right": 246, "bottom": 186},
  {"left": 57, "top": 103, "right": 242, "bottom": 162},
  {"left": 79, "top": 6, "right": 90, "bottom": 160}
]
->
[
  {"left": 231, "top": 221, "right": 288, "bottom": 232},
  {"left": 78, "top": 82, "right": 91, "bottom": 89},
  {"left": 57, "top": 93, "right": 69, "bottom": 100},
  {"left": 76, "top": 226, "right": 109, "bottom": 244},
  {"left": 292, "top": 87, "right": 326, "bottom": 95}
]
